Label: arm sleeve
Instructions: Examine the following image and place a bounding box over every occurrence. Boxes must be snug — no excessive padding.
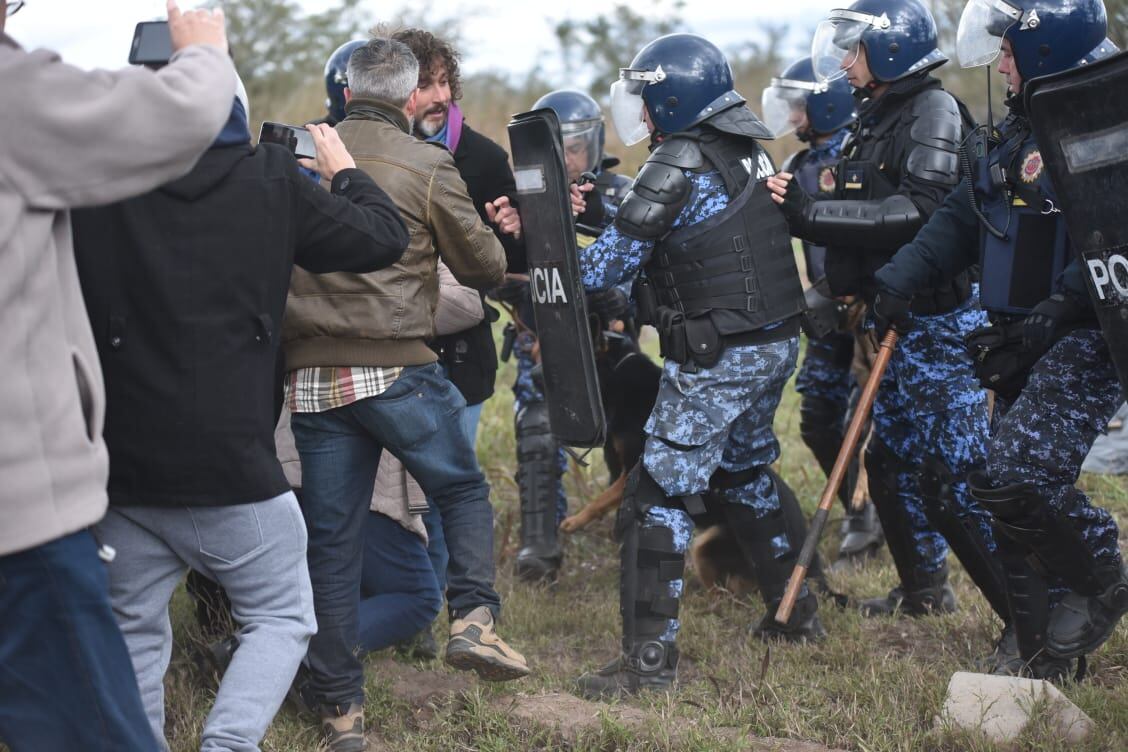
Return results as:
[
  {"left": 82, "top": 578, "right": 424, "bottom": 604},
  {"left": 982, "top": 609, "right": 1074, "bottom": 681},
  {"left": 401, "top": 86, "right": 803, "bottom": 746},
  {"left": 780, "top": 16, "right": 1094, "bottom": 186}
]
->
[
  {"left": 433, "top": 261, "right": 486, "bottom": 336},
  {"left": 580, "top": 223, "right": 651, "bottom": 291},
  {"left": 0, "top": 44, "right": 236, "bottom": 209},
  {"left": 430, "top": 155, "right": 508, "bottom": 290},
  {"left": 291, "top": 163, "right": 409, "bottom": 274},
  {"left": 874, "top": 179, "right": 980, "bottom": 297}
]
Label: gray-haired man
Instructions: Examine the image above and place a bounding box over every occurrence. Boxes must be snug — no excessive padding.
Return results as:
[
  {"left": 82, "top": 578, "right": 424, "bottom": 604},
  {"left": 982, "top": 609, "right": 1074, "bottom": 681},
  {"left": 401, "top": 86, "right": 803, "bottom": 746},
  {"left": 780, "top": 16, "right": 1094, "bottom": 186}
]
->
[{"left": 282, "top": 38, "right": 526, "bottom": 752}]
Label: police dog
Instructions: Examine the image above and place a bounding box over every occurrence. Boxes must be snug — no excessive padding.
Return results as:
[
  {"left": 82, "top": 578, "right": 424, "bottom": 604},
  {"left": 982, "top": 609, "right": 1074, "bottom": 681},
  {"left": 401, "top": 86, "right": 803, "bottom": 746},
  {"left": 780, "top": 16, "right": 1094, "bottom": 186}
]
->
[{"left": 557, "top": 328, "right": 759, "bottom": 597}]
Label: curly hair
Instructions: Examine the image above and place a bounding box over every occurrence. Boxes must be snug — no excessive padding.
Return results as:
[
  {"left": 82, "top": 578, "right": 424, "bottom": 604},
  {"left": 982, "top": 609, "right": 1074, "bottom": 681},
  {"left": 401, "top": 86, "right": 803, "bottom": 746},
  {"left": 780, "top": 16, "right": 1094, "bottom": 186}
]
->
[{"left": 384, "top": 27, "right": 463, "bottom": 102}]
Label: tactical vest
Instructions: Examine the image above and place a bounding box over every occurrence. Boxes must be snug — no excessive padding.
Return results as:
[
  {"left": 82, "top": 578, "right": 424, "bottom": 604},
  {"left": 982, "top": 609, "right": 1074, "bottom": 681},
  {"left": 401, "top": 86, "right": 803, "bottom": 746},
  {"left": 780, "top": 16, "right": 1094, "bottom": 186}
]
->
[
  {"left": 645, "top": 132, "right": 804, "bottom": 337},
  {"left": 787, "top": 146, "right": 840, "bottom": 283},
  {"left": 829, "top": 87, "right": 972, "bottom": 312},
  {"left": 974, "top": 123, "right": 1070, "bottom": 316}
]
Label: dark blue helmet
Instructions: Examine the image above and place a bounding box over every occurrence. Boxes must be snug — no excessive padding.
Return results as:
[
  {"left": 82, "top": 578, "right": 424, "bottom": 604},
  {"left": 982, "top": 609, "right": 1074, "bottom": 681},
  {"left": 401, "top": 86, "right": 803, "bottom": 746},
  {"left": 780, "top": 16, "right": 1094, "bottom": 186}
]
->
[
  {"left": 533, "top": 89, "right": 606, "bottom": 177},
  {"left": 956, "top": 0, "right": 1114, "bottom": 81},
  {"left": 812, "top": 0, "right": 948, "bottom": 85},
  {"left": 761, "top": 57, "right": 857, "bottom": 140},
  {"left": 610, "top": 33, "right": 741, "bottom": 144},
  {"left": 324, "top": 40, "right": 366, "bottom": 124}
]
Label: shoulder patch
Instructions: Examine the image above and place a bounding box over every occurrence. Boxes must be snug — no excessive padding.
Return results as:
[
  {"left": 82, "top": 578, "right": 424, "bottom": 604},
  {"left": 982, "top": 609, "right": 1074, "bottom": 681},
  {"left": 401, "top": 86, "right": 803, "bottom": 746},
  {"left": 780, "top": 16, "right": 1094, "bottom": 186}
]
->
[
  {"left": 818, "top": 166, "right": 837, "bottom": 193},
  {"left": 1020, "top": 150, "right": 1043, "bottom": 184}
]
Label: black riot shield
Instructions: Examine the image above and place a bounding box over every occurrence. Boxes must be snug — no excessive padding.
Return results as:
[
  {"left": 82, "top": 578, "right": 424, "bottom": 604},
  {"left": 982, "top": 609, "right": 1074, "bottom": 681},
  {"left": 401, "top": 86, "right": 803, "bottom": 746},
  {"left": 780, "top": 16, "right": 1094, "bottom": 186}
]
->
[
  {"left": 508, "top": 108, "right": 606, "bottom": 447},
  {"left": 1027, "top": 51, "right": 1128, "bottom": 398}
]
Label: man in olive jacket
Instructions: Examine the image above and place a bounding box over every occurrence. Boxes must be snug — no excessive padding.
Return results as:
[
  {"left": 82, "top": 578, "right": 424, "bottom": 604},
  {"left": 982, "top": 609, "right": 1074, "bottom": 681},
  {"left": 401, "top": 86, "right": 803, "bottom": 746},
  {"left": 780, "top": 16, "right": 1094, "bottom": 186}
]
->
[
  {"left": 0, "top": 3, "right": 237, "bottom": 750},
  {"left": 282, "top": 37, "right": 519, "bottom": 752}
]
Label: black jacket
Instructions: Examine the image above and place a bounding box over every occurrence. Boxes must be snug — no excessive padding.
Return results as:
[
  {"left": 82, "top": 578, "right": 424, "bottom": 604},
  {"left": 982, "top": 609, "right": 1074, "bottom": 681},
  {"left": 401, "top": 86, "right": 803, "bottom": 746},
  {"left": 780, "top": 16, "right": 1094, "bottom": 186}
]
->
[
  {"left": 431, "top": 121, "right": 523, "bottom": 405},
  {"left": 72, "top": 144, "right": 408, "bottom": 507}
]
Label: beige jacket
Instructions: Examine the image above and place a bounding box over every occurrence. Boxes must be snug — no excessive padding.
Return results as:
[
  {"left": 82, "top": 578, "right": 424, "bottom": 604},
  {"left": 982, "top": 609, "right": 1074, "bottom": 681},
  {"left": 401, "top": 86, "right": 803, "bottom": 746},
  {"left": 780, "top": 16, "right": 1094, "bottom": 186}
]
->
[
  {"left": 0, "top": 37, "right": 235, "bottom": 556},
  {"left": 283, "top": 98, "right": 506, "bottom": 370},
  {"left": 276, "top": 262, "right": 484, "bottom": 541}
]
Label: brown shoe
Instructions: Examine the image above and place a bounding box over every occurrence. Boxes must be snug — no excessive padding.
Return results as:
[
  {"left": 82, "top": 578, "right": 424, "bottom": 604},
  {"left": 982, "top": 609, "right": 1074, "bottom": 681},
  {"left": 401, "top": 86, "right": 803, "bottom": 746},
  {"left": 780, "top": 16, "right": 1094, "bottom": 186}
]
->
[
  {"left": 320, "top": 702, "right": 366, "bottom": 752},
  {"left": 445, "top": 606, "right": 530, "bottom": 681}
]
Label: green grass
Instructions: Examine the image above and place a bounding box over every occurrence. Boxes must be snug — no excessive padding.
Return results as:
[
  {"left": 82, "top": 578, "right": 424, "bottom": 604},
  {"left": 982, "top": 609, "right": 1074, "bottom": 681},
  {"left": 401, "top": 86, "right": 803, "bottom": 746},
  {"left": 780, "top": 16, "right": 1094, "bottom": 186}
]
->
[{"left": 153, "top": 331, "right": 1128, "bottom": 750}]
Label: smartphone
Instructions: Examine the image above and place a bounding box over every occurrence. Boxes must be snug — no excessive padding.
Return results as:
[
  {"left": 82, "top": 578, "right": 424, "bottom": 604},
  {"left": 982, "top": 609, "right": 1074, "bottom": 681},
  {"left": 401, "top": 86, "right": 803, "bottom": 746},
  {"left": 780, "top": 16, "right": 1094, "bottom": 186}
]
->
[
  {"left": 129, "top": 21, "right": 172, "bottom": 66},
  {"left": 258, "top": 122, "right": 317, "bottom": 160}
]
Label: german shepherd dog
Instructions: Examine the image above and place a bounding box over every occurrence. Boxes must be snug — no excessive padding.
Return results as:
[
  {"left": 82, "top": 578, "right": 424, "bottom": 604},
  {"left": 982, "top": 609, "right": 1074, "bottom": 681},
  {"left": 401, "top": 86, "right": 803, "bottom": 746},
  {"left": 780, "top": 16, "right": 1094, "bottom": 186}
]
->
[{"left": 558, "top": 325, "right": 758, "bottom": 596}]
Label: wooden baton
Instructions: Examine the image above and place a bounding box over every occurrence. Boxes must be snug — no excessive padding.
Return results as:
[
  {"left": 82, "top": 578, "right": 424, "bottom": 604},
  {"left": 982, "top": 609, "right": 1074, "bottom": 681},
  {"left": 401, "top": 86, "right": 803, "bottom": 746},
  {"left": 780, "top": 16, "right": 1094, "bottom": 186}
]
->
[{"left": 775, "top": 329, "right": 900, "bottom": 624}]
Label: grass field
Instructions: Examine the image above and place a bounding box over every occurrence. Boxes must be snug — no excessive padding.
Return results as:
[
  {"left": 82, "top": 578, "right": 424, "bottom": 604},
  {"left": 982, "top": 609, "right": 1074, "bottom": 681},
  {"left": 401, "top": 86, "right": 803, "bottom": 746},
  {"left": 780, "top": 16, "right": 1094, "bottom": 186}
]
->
[{"left": 148, "top": 331, "right": 1128, "bottom": 751}]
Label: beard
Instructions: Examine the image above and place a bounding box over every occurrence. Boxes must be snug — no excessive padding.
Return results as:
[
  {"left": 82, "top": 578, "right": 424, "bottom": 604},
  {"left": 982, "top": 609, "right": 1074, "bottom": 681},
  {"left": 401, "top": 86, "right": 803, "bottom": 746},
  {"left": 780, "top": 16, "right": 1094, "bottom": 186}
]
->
[{"left": 415, "top": 105, "right": 449, "bottom": 137}]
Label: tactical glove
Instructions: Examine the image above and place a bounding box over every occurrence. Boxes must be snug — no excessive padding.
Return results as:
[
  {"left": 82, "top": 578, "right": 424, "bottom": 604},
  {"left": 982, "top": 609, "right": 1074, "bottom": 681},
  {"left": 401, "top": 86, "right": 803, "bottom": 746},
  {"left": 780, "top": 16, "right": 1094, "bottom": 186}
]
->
[
  {"left": 585, "top": 287, "right": 630, "bottom": 321},
  {"left": 778, "top": 177, "right": 815, "bottom": 230},
  {"left": 1022, "top": 293, "right": 1086, "bottom": 353},
  {"left": 873, "top": 289, "right": 913, "bottom": 336}
]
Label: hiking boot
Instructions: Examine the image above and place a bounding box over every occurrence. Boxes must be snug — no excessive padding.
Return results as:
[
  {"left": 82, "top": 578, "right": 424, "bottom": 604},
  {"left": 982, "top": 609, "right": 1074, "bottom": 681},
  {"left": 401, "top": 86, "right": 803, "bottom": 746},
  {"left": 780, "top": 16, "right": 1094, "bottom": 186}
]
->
[
  {"left": 320, "top": 702, "right": 366, "bottom": 752},
  {"left": 1046, "top": 564, "right": 1128, "bottom": 659},
  {"left": 575, "top": 641, "right": 677, "bottom": 701},
  {"left": 445, "top": 606, "right": 529, "bottom": 681},
  {"left": 859, "top": 583, "right": 957, "bottom": 618}
]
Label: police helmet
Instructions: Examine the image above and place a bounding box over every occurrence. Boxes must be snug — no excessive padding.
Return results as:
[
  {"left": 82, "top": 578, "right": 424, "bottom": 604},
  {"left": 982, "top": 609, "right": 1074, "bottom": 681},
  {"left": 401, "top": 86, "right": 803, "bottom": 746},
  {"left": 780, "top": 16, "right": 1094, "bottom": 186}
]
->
[
  {"left": 610, "top": 33, "right": 741, "bottom": 145},
  {"left": 811, "top": 0, "right": 948, "bottom": 85},
  {"left": 324, "top": 40, "right": 366, "bottom": 124},
  {"left": 533, "top": 89, "right": 605, "bottom": 176},
  {"left": 761, "top": 57, "right": 857, "bottom": 140},
  {"left": 956, "top": 0, "right": 1115, "bottom": 80}
]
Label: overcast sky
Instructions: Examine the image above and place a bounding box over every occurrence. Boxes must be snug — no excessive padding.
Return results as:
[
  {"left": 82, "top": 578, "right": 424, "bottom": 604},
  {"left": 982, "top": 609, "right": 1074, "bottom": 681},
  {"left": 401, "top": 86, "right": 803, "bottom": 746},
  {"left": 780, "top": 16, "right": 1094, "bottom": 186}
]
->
[{"left": 9, "top": 1, "right": 842, "bottom": 79}]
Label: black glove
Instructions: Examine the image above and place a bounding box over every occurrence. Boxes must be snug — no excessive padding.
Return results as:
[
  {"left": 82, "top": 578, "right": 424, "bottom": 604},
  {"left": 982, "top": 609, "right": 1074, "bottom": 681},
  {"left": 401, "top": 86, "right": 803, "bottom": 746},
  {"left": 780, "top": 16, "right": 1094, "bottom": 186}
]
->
[
  {"left": 777, "top": 176, "right": 814, "bottom": 229},
  {"left": 487, "top": 277, "right": 529, "bottom": 306},
  {"left": 585, "top": 287, "right": 630, "bottom": 321},
  {"left": 1022, "top": 293, "right": 1085, "bottom": 353},
  {"left": 872, "top": 288, "right": 913, "bottom": 336}
]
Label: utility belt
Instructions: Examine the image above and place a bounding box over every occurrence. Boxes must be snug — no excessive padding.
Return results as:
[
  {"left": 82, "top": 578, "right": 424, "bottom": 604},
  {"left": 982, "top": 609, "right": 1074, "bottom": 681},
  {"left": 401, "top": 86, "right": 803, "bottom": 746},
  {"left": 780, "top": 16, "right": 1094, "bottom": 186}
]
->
[{"left": 643, "top": 304, "right": 795, "bottom": 371}]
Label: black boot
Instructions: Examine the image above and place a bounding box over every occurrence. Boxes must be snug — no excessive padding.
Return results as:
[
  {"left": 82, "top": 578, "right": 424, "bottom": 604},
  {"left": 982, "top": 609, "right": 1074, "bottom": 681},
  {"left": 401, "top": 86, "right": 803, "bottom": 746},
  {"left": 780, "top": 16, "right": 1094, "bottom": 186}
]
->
[
  {"left": 576, "top": 466, "right": 681, "bottom": 699},
  {"left": 919, "top": 458, "right": 1010, "bottom": 624},
  {"left": 834, "top": 501, "right": 885, "bottom": 570},
  {"left": 714, "top": 468, "right": 825, "bottom": 643},
  {"left": 859, "top": 441, "right": 956, "bottom": 618},
  {"left": 970, "top": 474, "right": 1128, "bottom": 660},
  {"left": 513, "top": 402, "right": 563, "bottom": 582}
]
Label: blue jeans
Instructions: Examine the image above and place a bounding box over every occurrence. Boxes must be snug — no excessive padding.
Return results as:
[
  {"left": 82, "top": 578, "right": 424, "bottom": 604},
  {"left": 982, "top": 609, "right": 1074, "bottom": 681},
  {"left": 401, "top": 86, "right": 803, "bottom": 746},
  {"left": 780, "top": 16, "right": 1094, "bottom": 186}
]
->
[
  {"left": 421, "top": 398, "right": 483, "bottom": 593},
  {"left": 291, "top": 363, "right": 499, "bottom": 706},
  {"left": 358, "top": 512, "right": 442, "bottom": 652},
  {"left": 0, "top": 530, "right": 159, "bottom": 752}
]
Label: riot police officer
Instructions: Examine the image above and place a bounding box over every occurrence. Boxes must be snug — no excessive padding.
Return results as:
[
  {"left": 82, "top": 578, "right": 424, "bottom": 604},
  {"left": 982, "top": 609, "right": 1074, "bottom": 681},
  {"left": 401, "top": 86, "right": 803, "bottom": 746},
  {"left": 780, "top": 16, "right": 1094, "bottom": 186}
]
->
[
  {"left": 507, "top": 88, "right": 634, "bottom": 582},
  {"left": 872, "top": 0, "right": 1123, "bottom": 680},
  {"left": 762, "top": 58, "right": 884, "bottom": 569},
  {"left": 767, "top": 0, "right": 1006, "bottom": 628},
  {"left": 575, "top": 34, "right": 821, "bottom": 699}
]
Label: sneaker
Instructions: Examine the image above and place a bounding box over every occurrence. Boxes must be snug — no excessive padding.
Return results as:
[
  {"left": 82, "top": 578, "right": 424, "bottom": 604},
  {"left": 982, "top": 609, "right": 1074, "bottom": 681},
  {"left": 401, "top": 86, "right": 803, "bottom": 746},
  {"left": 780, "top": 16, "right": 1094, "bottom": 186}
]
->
[
  {"left": 320, "top": 702, "right": 366, "bottom": 752},
  {"left": 445, "top": 606, "right": 530, "bottom": 681}
]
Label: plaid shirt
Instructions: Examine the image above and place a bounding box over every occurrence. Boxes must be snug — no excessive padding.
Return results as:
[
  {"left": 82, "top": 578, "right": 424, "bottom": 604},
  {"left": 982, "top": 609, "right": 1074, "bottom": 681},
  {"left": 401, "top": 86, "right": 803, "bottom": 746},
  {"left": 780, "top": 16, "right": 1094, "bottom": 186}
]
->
[{"left": 285, "top": 366, "right": 402, "bottom": 413}]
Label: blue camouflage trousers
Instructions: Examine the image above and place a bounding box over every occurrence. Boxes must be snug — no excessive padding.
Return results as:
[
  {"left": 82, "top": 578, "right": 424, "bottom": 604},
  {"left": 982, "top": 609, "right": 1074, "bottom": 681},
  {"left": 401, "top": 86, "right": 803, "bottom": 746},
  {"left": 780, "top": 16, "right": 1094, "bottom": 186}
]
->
[
  {"left": 989, "top": 328, "right": 1123, "bottom": 566},
  {"left": 640, "top": 337, "right": 800, "bottom": 642},
  {"left": 795, "top": 331, "right": 855, "bottom": 404},
  {"left": 512, "top": 330, "right": 568, "bottom": 522},
  {"left": 871, "top": 299, "right": 994, "bottom": 574}
]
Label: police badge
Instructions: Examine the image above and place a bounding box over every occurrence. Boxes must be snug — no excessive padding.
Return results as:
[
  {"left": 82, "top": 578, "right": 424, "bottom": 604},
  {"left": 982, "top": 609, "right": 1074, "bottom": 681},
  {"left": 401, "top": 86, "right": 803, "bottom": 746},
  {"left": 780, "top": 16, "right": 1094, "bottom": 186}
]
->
[{"left": 1019, "top": 150, "right": 1043, "bottom": 184}]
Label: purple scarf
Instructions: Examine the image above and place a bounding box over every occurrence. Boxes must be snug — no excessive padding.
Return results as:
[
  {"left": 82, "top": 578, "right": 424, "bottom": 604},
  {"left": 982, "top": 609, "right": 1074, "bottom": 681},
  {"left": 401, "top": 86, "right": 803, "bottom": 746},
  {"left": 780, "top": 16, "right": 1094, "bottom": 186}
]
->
[{"left": 426, "top": 101, "right": 463, "bottom": 154}]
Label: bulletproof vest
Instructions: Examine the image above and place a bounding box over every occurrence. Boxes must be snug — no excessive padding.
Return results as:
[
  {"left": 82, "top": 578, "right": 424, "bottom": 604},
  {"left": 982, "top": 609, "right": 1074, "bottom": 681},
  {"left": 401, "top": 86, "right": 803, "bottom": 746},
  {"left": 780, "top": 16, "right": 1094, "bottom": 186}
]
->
[
  {"left": 646, "top": 132, "right": 804, "bottom": 336},
  {"left": 828, "top": 83, "right": 972, "bottom": 311},
  {"left": 787, "top": 147, "right": 840, "bottom": 283},
  {"left": 974, "top": 121, "right": 1070, "bottom": 316}
]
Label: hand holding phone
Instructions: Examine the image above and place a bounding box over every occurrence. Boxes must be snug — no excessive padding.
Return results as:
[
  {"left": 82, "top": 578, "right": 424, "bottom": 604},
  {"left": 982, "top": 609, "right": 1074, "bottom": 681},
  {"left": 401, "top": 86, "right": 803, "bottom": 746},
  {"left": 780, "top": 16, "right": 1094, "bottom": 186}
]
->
[
  {"left": 298, "top": 124, "right": 357, "bottom": 182},
  {"left": 166, "top": 0, "right": 228, "bottom": 55},
  {"left": 259, "top": 122, "right": 317, "bottom": 159}
]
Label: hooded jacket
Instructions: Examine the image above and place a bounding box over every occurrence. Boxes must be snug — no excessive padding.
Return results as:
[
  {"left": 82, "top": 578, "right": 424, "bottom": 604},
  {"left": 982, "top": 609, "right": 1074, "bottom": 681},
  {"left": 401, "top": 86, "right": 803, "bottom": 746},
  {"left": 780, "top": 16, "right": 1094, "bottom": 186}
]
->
[
  {"left": 0, "top": 36, "right": 236, "bottom": 555},
  {"left": 71, "top": 140, "right": 407, "bottom": 508}
]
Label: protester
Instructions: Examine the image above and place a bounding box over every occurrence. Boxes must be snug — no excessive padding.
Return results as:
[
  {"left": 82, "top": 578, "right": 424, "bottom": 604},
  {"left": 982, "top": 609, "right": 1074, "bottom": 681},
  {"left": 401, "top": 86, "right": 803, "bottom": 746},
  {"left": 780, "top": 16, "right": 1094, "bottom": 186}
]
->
[
  {"left": 282, "top": 37, "right": 523, "bottom": 752},
  {"left": 0, "top": 2, "right": 238, "bottom": 749}
]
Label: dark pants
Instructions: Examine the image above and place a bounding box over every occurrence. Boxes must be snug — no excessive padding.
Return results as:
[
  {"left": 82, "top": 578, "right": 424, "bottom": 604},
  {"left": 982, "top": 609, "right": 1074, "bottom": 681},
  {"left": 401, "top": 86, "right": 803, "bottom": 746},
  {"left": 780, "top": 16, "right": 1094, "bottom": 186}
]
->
[
  {"left": 0, "top": 530, "right": 158, "bottom": 752},
  {"left": 357, "top": 512, "right": 442, "bottom": 653},
  {"left": 292, "top": 363, "right": 499, "bottom": 707}
]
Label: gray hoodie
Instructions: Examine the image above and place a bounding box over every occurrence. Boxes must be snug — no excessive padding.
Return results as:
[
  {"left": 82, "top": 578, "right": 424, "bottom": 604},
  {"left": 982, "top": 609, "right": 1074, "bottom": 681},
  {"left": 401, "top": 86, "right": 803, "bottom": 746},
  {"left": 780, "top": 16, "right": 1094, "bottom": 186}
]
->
[{"left": 0, "top": 35, "right": 235, "bottom": 555}]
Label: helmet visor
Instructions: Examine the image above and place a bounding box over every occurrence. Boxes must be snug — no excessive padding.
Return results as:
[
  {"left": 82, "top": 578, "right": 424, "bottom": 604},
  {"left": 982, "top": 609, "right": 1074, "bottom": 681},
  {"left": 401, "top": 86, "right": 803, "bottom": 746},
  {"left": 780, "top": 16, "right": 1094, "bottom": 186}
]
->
[
  {"left": 761, "top": 79, "right": 818, "bottom": 138},
  {"left": 561, "top": 121, "right": 601, "bottom": 178},
  {"left": 956, "top": 0, "right": 1021, "bottom": 68},
  {"left": 610, "top": 78, "right": 651, "bottom": 146},
  {"left": 812, "top": 17, "right": 866, "bottom": 83}
]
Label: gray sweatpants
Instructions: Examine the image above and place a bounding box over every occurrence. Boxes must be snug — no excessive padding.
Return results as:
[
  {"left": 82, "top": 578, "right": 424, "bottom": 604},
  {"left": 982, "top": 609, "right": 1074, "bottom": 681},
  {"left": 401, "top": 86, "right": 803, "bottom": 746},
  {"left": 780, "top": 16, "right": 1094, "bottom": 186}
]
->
[{"left": 96, "top": 492, "right": 316, "bottom": 752}]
